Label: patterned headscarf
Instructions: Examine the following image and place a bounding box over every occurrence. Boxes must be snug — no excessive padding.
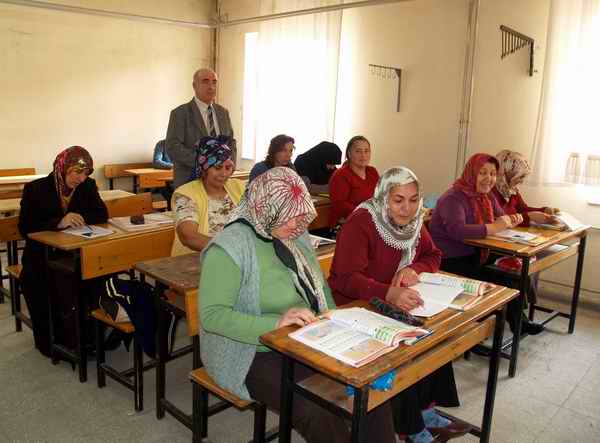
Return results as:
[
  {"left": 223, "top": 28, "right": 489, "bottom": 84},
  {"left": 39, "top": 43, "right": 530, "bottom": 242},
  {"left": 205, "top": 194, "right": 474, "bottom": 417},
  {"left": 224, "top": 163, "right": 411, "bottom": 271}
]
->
[
  {"left": 229, "top": 167, "right": 327, "bottom": 313},
  {"left": 453, "top": 153, "right": 499, "bottom": 263},
  {"left": 191, "top": 136, "right": 234, "bottom": 181},
  {"left": 495, "top": 149, "right": 531, "bottom": 200},
  {"left": 53, "top": 146, "right": 93, "bottom": 212},
  {"left": 357, "top": 167, "right": 424, "bottom": 271}
]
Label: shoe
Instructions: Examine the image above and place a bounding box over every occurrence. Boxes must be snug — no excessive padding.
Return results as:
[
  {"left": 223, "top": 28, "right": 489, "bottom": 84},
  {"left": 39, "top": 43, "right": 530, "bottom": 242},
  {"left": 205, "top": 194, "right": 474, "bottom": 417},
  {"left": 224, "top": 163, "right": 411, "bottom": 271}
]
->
[
  {"left": 470, "top": 345, "right": 491, "bottom": 358},
  {"left": 404, "top": 434, "right": 446, "bottom": 443},
  {"left": 429, "top": 419, "right": 473, "bottom": 441},
  {"left": 522, "top": 321, "right": 545, "bottom": 336}
]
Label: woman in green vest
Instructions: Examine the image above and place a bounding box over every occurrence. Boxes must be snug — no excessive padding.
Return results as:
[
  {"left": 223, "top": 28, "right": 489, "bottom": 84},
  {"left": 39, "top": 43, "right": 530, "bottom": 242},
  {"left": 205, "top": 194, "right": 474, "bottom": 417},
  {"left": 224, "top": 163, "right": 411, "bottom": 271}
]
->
[
  {"left": 198, "top": 167, "right": 419, "bottom": 443},
  {"left": 171, "top": 136, "right": 245, "bottom": 256}
]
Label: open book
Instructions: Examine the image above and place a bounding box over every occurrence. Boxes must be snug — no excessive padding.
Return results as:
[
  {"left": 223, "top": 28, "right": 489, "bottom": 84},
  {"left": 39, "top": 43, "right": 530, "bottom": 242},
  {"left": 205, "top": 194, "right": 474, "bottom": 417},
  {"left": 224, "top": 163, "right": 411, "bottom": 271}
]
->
[
  {"left": 108, "top": 213, "right": 173, "bottom": 232},
  {"left": 408, "top": 273, "right": 495, "bottom": 317},
  {"left": 490, "top": 229, "right": 547, "bottom": 246},
  {"left": 289, "top": 307, "right": 431, "bottom": 368},
  {"left": 63, "top": 225, "right": 114, "bottom": 239},
  {"left": 553, "top": 212, "right": 588, "bottom": 231},
  {"left": 309, "top": 234, "right": 336, "bottom": 249}
]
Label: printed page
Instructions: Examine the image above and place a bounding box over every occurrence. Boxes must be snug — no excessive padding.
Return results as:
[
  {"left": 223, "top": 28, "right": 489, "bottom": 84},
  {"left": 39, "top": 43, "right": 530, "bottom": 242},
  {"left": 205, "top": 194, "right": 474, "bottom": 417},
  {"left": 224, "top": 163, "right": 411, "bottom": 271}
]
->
[
  {"left": 63, "top": 225, "right": 114, "bottom": 239},
  {"left": 419, "top": 272, "right": 488, "bottom": 296},
  {"left": 493, "top": 229, "right": 539, "bottom": 242},
  {"left": 555, "top": 212, "right": 586, "bottom": 231},
  {"left": 409, "top": 282, "right": 463, "bottom": 317},
  {"left": 289, "top": 318, "right": 390, "bottom": 367}
]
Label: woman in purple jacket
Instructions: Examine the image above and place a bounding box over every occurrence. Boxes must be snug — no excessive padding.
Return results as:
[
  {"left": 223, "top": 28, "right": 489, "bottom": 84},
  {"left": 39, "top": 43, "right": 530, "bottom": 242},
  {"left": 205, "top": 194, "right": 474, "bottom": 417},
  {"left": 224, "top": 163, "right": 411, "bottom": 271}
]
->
[{"left": 429, "top": 153, "right": 544, "bottom": 335}]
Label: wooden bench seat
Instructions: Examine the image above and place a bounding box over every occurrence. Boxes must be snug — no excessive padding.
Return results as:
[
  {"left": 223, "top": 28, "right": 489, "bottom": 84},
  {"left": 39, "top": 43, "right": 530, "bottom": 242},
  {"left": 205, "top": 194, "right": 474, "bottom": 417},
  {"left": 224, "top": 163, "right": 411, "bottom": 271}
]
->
[{"left": 190, "top": 367, "right": 253, "bottom": 409}]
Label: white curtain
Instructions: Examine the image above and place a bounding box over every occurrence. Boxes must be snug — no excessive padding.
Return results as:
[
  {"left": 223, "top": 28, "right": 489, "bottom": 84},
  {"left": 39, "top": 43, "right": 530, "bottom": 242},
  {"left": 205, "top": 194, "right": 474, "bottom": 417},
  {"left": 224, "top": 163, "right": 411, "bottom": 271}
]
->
[
  {"left": 531, "top": 0, "right": 600, "bottom": 185},
  {"left": 243, "top": 0, "right": 342, "bottom": 161}
]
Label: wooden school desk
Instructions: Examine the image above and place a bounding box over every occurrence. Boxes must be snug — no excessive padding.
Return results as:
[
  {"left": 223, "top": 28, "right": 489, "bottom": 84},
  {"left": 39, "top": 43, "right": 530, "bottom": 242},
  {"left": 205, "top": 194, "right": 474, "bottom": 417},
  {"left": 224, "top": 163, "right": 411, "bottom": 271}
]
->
[
  {"left": 310, "top": 195, "right": 331, "bottom": 230},
  {"left": 125, "top": 168, "right": 173, "bottom": 194},
  {"left": 133, "top": 242, "right": 337, "bottom": 429},
  {"left": 0, "top": 190, "right": 134, "bottom": 218},
  {"left": 464, "top": 225, "right": 589, "bottom": 377},
  {"left": 0, "top": 174, "right": 46, "bottom": 191},
  {"left": 261, "top": 286, "right": 518, "bottom": 443},
  {"left": 28, "top": 223, "right": 174, "bottom": 382}
]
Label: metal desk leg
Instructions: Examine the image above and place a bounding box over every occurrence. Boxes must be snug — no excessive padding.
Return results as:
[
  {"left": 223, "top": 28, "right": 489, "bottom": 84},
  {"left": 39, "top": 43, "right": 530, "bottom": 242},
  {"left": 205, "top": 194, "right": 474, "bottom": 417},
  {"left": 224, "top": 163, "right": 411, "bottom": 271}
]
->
[
  {"left": 350, "top": 386, "right": 370, "bottom": 443},
  {"left": 278, "top": 355, "right": 295, "bottom": 443},
  {"left": 73, "top": 254, "right": 87, "bottom": 383},
  {"left": 155, "top": 283, "right": 167, "bottom": 419},
  {"left": 133, "top": 176, "right": 139, "bottom": 194},
  {"left": 569, "top": 234, "right": 587, "bottom": 334},
  {"left": 509, "top": 256, "right": 529, "bottom": 378},
  {"left": 481, "top": 306, "right": 507, "bottom": 443},
  {"left": 42, "top": 244, "right": 60, "bottom": 365}
]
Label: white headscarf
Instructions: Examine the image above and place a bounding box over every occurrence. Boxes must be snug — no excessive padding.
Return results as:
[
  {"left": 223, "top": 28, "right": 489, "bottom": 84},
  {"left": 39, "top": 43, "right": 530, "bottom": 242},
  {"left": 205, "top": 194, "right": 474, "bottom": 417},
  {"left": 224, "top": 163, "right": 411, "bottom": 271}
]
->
[{"left": 356, "top": 167, "right": 424, "bottom": 271}]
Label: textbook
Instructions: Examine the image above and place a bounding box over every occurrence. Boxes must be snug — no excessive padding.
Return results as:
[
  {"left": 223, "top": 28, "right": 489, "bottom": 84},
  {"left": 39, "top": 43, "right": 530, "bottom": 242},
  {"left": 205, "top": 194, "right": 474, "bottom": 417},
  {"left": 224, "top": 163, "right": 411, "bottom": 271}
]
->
[
  {"left": 63, "top": 225, "right": 114, "bottom": 239},
  {"left": 309, "top": 234, "right": 336, "bottom": 249},
  {"left": 490, "top": 229, "right": 547, "bottom": 246},
  {"left": 553, "top": 212, "right": 588, "bottom": 231},
  {"left": 409, "top": 273, "right": 495, "bottom": 317},
  {"left": 108, "top": 213, "right": 174, "bottom": 232},
  {"left": 289, "top": 307, "right": 431, "bottom": 367}
]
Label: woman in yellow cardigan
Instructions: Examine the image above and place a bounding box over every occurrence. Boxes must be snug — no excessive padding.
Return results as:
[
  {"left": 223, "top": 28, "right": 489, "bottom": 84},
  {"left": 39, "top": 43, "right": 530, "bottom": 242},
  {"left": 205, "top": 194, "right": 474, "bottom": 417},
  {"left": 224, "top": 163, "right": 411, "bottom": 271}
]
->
[{"left": 171, "top": 136, "right": 245, "bottom": 256}]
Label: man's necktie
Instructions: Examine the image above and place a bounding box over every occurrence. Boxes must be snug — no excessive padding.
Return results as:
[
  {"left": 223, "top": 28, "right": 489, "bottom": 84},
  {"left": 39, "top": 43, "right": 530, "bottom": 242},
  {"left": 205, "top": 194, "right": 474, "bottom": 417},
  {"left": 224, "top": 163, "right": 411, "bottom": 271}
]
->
[{"left": 207, "top": 105, "right": 217, "bottom": 137}]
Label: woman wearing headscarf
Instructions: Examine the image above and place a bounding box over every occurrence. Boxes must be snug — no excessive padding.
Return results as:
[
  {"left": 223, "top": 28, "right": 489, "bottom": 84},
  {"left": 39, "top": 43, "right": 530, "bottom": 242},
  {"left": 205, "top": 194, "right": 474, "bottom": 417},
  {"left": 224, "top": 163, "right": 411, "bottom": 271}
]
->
[
  {"left": 200, "top": 167, "right": 410, "bottom": 443},
  {"left": 492, "top": 149, "right": 560, "bottom": 226},
  {"left": 329, "top": 135, "right": 380, "bottom": 228},
  {"left": 293, "top": 141, "right": 342, "bottom": 193},
  {"left": 329, "top": 167, "right": 469, "bottom": 443},
  {"left": 429, "top": 153, "right": 544, "bottom": 335},
  {"left": 18, "top": 146, "right": 108, "bottom": 357},
  {"left": 171, "top": 136, "right": 245, "bottom": 256}
]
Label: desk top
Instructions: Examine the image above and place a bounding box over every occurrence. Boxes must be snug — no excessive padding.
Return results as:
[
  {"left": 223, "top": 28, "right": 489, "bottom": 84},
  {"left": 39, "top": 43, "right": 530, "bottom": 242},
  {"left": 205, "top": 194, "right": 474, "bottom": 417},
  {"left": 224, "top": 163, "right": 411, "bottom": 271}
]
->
[
  {"left": 0, "top": 190, "right": 134, "bottom": 215},
  {"left": 125, "top": 168, "right": 173, "bottom": 176},
  {"left": 260, "top": 286, "right": 518, "bottom": 387},
  {"left": 464, "top": 225, "right": 589, "bottom": 257},
  {"left": 29, "top": 222, "right": 173, "bottom": 251},
  {"left": 0, "top": 174, "right": 46, "bottom": 187},
  {"left": 134, "top": 243, "right": 337, "bottom": 294},
  {"left": 311, "top": 195, "right": 331, "bottom": 206}
]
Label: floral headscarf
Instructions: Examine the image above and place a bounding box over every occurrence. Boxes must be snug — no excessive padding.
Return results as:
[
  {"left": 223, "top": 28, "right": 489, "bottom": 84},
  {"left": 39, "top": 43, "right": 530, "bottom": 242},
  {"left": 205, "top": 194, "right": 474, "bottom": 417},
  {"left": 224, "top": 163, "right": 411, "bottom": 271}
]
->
[
  {"left": 356, "top": 167, "right": 424, "bottom": 272},
  {"left": 495, "top": 149, "right": 531, "bottom": 200},
  {"left": 53, "top": 146, "right": 93, "bottom": 212},
  {"left": 229, "top": 167, "right": 327, "bottom": 313},
  {"left": 191, "top": 136, "right": 234, "bottom": 181},
  {"left": 453, "top": 153, "right": 499, "bottom": 263}
]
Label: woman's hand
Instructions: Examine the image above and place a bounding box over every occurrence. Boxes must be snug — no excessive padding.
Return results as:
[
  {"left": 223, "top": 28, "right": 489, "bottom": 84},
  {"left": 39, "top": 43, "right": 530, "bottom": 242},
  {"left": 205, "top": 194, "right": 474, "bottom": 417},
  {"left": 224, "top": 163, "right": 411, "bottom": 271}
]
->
[
  {"left": 544, "top": 207, "right": 560, "bottom": 215},
  {"left": 391, "top": 267, "right": 419, "bottom": 287},
  {"left": 529, "top": 211, "right": 556, "bottom": 224},
  {"left": 385, "top": 286, "right": 424, "bottom": 311},
  {"left": 508, "top": 213, "right": 524, "bottom": 227},
  {"left": 58, "top": 212, "right": 85, "bottom": 229},
  {"left": 276, "top": 307, "right": 317, "bottom": 328}
]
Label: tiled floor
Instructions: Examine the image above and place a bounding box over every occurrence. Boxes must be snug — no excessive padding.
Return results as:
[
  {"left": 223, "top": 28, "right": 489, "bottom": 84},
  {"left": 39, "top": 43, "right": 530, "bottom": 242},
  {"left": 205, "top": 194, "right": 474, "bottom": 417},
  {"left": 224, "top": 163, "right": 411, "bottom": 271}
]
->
[{"left": 0, "top": 280, "right": 598, "bottom": 442}]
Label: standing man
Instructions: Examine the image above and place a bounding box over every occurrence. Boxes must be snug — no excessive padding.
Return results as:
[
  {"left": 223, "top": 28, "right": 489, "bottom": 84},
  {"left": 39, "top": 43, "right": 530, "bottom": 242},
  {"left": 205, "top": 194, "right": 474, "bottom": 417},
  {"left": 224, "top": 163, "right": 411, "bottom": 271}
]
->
[{"left": 166, "top": 68, "right": 235, "bottom": 188}]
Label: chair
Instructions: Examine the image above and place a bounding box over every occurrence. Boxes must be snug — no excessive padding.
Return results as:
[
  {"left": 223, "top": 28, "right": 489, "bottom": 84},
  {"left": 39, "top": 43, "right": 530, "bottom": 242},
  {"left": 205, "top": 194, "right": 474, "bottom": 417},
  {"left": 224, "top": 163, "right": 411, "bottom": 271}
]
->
[
  {"left": 187, "top": 290, "right": 277, "bottom": 443},
  {"left": 104, "top": 192, "right": 154, "bottom": 218},
  {"left": 91, "top": 308, "right": 147, "bottom": 411}
]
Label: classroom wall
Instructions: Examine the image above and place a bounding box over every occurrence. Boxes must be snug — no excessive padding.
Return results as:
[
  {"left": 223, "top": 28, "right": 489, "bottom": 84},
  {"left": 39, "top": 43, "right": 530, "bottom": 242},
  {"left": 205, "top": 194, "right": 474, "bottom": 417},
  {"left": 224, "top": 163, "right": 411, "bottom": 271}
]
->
[{"left": 1, "top": 0, "right": 215, "bottom": 189}]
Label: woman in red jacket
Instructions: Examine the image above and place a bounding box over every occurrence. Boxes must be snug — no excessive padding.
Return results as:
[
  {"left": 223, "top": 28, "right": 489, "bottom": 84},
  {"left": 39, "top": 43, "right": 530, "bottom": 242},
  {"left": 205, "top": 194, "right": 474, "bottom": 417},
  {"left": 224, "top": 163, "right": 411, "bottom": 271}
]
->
[
  {"left": 492, "top": 149, "right": 559, "bottom": 226},
  {"left": 328, "top": 135, "right": 379, "bottom": 228},
  {"left": 329, "top": 167, "right": 469, "bottom": 443}
]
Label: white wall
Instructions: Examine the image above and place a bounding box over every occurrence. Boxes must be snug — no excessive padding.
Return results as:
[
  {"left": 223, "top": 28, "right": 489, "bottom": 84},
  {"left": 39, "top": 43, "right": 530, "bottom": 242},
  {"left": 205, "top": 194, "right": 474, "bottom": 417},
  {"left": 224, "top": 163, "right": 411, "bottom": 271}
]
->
[{"left": 1, "top": 0, "right": 215, "bottom": 189}]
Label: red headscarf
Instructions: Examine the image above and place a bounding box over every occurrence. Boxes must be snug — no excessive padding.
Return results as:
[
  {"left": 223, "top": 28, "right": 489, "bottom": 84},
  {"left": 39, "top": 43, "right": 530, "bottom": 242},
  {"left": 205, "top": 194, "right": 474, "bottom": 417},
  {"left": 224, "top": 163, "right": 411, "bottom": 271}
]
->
[
  {"left": 453, "top": 153, "right": 499, "bottom": 263},
  {"left": 53, "top": 146, "right": 94, "bottom": 212}
]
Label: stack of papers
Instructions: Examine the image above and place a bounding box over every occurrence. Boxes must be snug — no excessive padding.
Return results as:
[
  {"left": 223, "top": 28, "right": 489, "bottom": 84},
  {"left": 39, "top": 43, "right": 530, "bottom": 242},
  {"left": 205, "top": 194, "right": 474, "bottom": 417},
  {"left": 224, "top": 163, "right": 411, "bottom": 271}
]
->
[
  {"left": 491, "top": 229, "right": 546, "bottom": 246},
  {"left": 409, "top": 283, "right": 464, "bottom": 317},
  {"left": 309, "top": 234, "right": 336, "bottom": 249},
  {"left": 64, "top": 225, "right": 114, "bottom": 239}
]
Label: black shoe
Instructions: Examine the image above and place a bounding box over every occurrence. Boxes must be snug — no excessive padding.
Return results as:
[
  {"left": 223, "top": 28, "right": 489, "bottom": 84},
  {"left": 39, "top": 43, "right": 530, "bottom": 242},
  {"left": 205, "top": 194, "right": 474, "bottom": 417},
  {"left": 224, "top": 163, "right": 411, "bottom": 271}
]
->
[
  {"left": 522, "top": 321, "right": 545, "bottom": 336},
  {"left": 471, "top": 346, "right": 492, "bottom": 358}
]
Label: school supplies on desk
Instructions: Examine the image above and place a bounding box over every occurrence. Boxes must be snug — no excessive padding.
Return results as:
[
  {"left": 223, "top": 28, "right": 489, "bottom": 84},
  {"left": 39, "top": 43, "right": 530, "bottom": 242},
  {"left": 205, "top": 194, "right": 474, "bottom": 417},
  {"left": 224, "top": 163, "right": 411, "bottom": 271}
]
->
[
  {"left": 408, "top": 273, "right": 495, "bottom": 317},
  {"left": 289, "top": 307, "right": 431, "bottom": 367},
  {"left": 109, "top": 213, "right": 173, "bottom": 232},
  {"left": 490, "top": 229, "right": 547, "bottom": 246},
  {"left": 553, "top": 212, "right": 588, "bottom": 231},
  {"left": 63, "top": 225, "right": 114, "bottom": 239},
  {"left": 309, "top": 234, "right": 336, "bottom": 249}
]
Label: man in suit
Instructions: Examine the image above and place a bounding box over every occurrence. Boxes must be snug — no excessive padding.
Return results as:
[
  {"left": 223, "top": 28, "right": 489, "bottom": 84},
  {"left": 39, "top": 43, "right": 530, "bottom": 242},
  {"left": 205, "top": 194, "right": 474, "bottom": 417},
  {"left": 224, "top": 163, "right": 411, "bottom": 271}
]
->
[{"left": 166, "top": 68, "right": 235, "bottom": 188}]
